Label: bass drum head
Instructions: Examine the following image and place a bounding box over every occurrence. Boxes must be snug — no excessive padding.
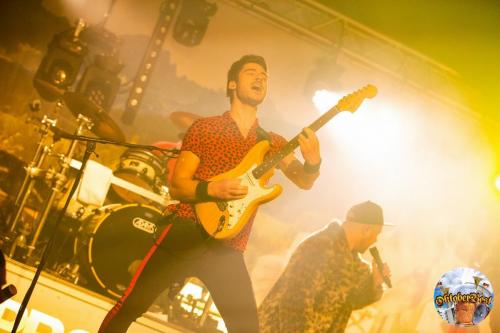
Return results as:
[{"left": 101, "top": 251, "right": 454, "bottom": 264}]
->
[{"left": 76, "top": 204, "right": 163, "bottom": 298}]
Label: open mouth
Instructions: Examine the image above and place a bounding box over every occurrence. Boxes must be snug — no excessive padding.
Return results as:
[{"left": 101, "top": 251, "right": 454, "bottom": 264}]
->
[{"left": 251, "top": 85, "right": 262, "bottom": 92}]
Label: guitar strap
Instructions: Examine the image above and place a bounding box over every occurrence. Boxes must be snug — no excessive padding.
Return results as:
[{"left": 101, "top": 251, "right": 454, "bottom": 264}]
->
[{"left": 256, "top": 126, "right": 272, "bottom": 144}]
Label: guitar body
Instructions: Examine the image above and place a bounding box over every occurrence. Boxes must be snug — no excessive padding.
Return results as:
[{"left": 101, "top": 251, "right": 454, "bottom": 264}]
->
[{"left": 195, "top": 141, "right": 282, "bottom": 239}]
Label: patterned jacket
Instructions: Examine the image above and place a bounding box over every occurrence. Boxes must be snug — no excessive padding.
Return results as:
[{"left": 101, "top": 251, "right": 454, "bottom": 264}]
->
[{"left": 258, "top": 222, "right": 383, "bottom": 333}]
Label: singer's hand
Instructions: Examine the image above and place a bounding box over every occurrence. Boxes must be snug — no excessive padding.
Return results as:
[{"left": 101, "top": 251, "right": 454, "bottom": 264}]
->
[{"left": 372, "top": 261, "right": 391, "bottom": 287}]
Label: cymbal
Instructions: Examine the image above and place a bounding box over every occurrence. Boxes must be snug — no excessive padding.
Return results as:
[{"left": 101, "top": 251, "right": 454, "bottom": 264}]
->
[
  {"left": 169, "top": 111, "right": 202, "bottom": 130},
  {"left": 63, "top": 92, "right": 125, "bottom": 142}
]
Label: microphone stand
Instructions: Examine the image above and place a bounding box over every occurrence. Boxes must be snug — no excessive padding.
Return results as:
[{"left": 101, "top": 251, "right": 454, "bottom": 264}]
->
[
  {"left": 10, "top": 132, "right": 178, "bottom": 333},
  {"left": 51, "top": 128, "right": 180, "bottom": 158}
]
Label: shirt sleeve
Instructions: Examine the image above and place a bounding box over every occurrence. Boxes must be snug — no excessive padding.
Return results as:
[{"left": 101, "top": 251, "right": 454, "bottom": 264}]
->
[
  {"left": 348, "top": 256, "right": 384, "bottom": 310},
  {"left": 180, "top": 119, "right": 206, "bottom": 158}
]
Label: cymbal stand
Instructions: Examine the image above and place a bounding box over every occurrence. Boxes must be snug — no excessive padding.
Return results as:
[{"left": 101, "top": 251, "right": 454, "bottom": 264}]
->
[
  {"left": 6, "top": 115, "right": 57, "bottom": 249},
  {"left": 25, "top": 114, "right": 93, "bottom": 259},
  {"left": 11, "top": 136, "right": 96, "bottom": 333}
]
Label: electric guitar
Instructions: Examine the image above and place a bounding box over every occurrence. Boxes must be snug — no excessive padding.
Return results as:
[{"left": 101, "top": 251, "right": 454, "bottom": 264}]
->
[{"left": 195, "top": 84, "right": 378, "bottom": 239}]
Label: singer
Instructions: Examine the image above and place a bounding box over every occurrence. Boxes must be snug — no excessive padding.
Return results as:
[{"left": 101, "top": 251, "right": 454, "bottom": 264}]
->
[{"left": 259, "top": 201, "right": 392, "bottom": 333}]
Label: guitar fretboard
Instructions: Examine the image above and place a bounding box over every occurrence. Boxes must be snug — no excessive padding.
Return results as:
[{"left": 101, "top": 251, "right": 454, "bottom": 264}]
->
[{"left": 252, "top": 105, "right": 341, "bottom": 179}]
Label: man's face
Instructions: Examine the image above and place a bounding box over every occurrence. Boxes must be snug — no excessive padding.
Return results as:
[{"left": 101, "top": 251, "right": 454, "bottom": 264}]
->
[
  {"left": 231, "top": 62, "right": 268, "bottom": 106},
  {"left": 455, "top": 302, "right": 476, "bottom": 324},
  {"left": 357, "top": 224, "right": 382, "bottom": 253}
]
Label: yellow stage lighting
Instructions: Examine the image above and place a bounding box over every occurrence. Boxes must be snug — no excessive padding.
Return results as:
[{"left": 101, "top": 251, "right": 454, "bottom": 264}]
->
[
  {"left": 495, "top": 175, "right": 500, "bottom": 191},
  {"left": 312, "top": 89, "right": 343, "bottom": 114}
]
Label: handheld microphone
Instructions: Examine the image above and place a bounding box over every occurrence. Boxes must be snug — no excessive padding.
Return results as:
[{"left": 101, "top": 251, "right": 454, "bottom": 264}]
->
[
  {"left": 369, "top": 247, "right": 392, "bottom": 288},
  {"left": 0, "top": 284, "right": 17, "bottom": 304}
]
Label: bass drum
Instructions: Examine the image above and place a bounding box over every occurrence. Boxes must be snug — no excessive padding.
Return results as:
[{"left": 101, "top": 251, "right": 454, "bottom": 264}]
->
[{"left": 75, "top": 204, "right": 164, "bottom": 298}]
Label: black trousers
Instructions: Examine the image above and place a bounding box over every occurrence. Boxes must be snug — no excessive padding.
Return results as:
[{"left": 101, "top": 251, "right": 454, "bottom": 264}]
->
[{"left": 98, "top": 215, "right": 259, "bottom": 333}]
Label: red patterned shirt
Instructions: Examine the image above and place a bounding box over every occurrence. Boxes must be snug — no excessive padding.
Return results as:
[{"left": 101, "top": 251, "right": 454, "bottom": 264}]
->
[{"left": 167, "top": 111, "right": 287, "bottom": 251}]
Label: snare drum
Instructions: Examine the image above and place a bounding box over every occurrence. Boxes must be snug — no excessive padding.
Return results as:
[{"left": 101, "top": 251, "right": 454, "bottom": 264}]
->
[
  {"left": 74, "top": 204, "right": 163, "bottom": 297},
  {"left": 111, "top": 149, "right": 166, "bottom": 204}
]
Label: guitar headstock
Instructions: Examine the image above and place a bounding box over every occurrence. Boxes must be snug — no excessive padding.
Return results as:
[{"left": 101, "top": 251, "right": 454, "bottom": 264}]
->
[{"left": 337, "top": 84, "right": 378, "bottom": 113}]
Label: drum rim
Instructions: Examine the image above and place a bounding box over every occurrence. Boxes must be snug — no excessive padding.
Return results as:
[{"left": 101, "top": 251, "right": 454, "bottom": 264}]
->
[
  {"left": 120, "top": 149, "right": 165, "bottom": 171},
  {"left": 112, "top": 168, "right": 159, "bottom": 188},
  {"left": 77, "top": 203, "right": 162, "bottom": 298}
]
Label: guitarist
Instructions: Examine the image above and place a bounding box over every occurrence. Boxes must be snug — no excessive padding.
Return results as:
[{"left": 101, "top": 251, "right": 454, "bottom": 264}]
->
[{"left": 99, "top": 54, "right": 321, "bottom": 333}]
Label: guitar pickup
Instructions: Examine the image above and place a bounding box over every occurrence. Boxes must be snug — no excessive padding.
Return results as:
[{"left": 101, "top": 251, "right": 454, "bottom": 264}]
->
[
  {"left": 216, "top": 201, "right": 228, "bottom": 211},
  {"left": 216, "top": 215, "right": 225, "bottom": 233}
]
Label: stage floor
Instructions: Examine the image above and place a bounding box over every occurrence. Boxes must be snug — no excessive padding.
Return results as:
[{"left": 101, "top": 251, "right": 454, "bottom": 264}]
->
[{"left": 1, "top": 258, "right": 190, "bottom": 333}]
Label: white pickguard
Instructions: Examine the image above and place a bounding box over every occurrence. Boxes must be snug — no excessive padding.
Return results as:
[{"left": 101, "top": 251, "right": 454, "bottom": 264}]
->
[{"left": 225, "top": 165, "right": 273, "bottom": 230}]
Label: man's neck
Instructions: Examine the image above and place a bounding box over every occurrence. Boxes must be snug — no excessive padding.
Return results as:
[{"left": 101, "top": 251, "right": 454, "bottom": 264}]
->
[
  {"left": 341, "top": 223, "right": 356, "bottom": 252},
  {"left": 229, "top": 100, "right": 258, "bottom": 138}
]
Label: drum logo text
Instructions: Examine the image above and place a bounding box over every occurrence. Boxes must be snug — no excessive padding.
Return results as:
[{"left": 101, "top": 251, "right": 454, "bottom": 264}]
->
[{"left": 132, "top": 218, "right": 157, "bottom": 234}]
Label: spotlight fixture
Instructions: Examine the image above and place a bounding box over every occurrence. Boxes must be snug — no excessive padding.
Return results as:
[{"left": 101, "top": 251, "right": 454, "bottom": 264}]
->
[
  {"left": 76, "top": 54, "right": 123, "bottom": 111},
  {"left": 304, "top": 56, "right": 344, "bottom": 98},
  {"left": 33, "top": 19, "right": 88, "bottom": 101},
  {"left": 173, "top": 0, "right": 218, "bottom": 47}
]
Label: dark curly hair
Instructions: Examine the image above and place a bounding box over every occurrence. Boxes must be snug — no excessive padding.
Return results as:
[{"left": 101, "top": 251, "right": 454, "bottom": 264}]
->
[{"left": 226, "top": 54, "right": 267, "bottom": 101}]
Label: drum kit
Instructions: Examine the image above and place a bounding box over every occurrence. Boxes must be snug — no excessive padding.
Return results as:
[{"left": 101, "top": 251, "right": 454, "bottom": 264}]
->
[{"left": 0, "top": 95, "right": 203, "bottom": 299}]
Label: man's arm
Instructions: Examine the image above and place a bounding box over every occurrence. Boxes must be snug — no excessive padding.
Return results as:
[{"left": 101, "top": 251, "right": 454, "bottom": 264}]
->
[
  {"left": 169, "top": 151, "right": 248, "bottom": 202},
  {"left": 349, "top": 260, "right": 388, "bottom": 310},
  {"left": 168, "top": 151, "right": 201, "bottom": 201},
  {"left": 278, "top": 128, "right": 321, "bottom": 190}
]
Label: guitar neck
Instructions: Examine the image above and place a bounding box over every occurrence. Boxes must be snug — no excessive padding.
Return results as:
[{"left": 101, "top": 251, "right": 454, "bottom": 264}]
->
[{"left": 253, "top": 105, "right": 341, "bottom": 179}]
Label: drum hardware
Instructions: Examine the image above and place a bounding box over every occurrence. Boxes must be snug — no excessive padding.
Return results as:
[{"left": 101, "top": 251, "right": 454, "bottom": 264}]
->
[
  {"left": 159, "top": 185, "right": 170, "bottom": 197},
  {"left": 10, "top": 136, "right": 97, "bottom": 333},
  {"left": 53, "top": 260, "right": 81, "bottom": 284},
  {"left": 22, "top": 115, "right": 94, "bottom": 259},
  {"left": 8, "top": 222, "right": 32, "bottom": 259},
  {"left": 5, "top": 115, "right": 57, "bottom": 243}
]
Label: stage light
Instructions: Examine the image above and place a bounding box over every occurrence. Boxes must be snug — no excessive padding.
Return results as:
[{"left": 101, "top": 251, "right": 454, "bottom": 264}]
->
[
  {"left": 173, "top": 0, "right": 218, "bottom": 47},
  {"left": 33, "top": 20, "right": 88, "bottom": 101},
  {"left": 304, "top": 56, "right": 344, "bottom": 98},
  {"left": 122, "top": 0, "right": 179, "bottom": 125},
  {"left": 75, "top": 54, "right": 123, "bottom": 111},
  {"left": 312, "top": 89, "right": 344, "bottom": 114},
  {"left": 311, "top": 89, "right": 358, "bottom": 127}
]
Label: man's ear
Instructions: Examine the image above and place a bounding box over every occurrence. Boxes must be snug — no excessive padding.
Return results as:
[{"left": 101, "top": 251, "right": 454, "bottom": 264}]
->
[{"left": 228, "top": 81, "right": 237, "bottom": 90}]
